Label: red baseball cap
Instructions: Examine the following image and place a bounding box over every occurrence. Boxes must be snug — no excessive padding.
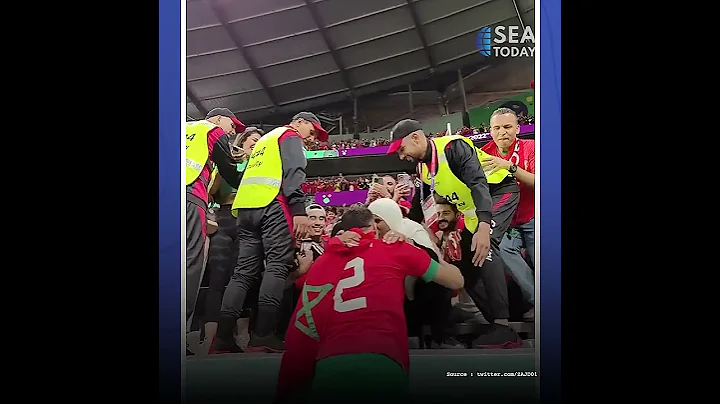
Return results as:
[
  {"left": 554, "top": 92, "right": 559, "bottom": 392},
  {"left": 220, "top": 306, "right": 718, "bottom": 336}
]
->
[
  {"left": 386, "top": 119, "right": 424, "bottom": 155},
  {"left": 292, "top": 112, "right": 328, "bottom": 142},
  {"left": 206, "top": 108, "right": 246, "bottom": 134}
]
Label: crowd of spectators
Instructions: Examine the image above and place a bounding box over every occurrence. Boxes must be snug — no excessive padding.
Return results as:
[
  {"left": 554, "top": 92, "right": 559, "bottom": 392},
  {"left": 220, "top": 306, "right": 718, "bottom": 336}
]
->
[
  {"left": 301, "top": 173, "right": 416, "bottom": 195},
  {"left": 301, "top": 114, "right": 535, "bottom": 196},
  {"left": 431, "top": 115, "right": 535, "bottom": 138},
  {"left": 191, "top": 110, "right": 535, "bottom": 357},
  {"left": 305, "top": 137, "right": 391, "bottom": 151},
  {"left": 304, "top": 115, "right": 534, "bottom": 150}
]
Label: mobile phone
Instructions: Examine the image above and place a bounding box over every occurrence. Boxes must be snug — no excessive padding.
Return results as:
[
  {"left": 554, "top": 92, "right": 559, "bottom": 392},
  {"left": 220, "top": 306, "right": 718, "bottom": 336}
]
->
[
  {"left": 231, "top": 144, "right": 242, "bottom": 153},
  {"left": 396, "top": 173, "right": 414, "bottom": 199},
  {"left": 300, "top": 241, "right": 313, "bottom": 254},
  {"left": 397, "top": 173, "right": 411, "bottom": 186}
]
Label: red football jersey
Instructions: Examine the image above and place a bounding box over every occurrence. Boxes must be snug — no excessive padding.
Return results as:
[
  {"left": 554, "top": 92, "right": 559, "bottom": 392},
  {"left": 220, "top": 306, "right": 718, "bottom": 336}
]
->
[
  {"left": 482, "top": 138, "right": 535, "bottom": 226},
  {"left": 276, "top": 232, "right": 436, "bottom": 398}
]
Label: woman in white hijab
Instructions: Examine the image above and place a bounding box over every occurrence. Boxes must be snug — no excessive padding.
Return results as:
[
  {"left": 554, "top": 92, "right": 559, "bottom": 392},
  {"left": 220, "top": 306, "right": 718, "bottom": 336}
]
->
[
  {"left": 367, "top": 198, "right": 437, "bottom": 253},
  {"left": 367, "top": 198, "right": 464, "bottom": 349}
]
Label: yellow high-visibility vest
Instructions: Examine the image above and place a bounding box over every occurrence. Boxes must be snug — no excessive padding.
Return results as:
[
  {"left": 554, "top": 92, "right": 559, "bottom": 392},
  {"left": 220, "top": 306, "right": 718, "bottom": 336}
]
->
[
  {"left": 419, "top": 135, "right": 511, "bottom": 233},
  {"left": 185, "top": 120, "right": 217, "bottom": 185},
  {"left": 232, "top": 126, "right": 288, "bottom": 211}
]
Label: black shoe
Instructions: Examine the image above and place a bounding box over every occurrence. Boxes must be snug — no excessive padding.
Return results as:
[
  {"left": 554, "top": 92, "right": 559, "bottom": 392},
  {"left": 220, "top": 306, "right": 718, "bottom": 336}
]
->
[
  {"left": 247, "top": 334, "right": 286, "bottom": 353},
  {"left": 471, "top": 324, "right": 523, "bottom": 349},
  {"left": 449, "top": 306, "right": 477, "bottom": 324},
  {"left": 430, "top": 337, "right": 466, "bottom": 349},
  {"left": 209, "top": 337, "right": 244, "bottom": 354}
]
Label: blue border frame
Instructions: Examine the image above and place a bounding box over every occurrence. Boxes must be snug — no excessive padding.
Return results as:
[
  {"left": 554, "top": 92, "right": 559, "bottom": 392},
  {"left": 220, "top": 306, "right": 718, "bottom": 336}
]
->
[
  {"left": 159, "top": 0, "right": 561, "bottom": 398},
  {"left": 159, "top": 0, "right": 181, "bottom": 395},
  {"left": 539, "top": 0, "right": 562, "bottom": 398}
]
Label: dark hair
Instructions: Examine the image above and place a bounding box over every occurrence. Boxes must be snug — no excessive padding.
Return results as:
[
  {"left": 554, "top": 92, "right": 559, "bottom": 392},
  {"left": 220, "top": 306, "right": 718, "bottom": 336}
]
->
[
  {"left": 306, "top": 204, "right": 324, "bottom": 211},
  {"left": 336, "top": 206, "right": 373, "bottom": 231},
  {"left": 330, "top": 222, "right": 345, "bottom": 237},
  {"left": 433, "top": 194, "right": 458, "bottom": 211},
  {"left": 237, "top": 126, "right": 264, "bottom": 148}
]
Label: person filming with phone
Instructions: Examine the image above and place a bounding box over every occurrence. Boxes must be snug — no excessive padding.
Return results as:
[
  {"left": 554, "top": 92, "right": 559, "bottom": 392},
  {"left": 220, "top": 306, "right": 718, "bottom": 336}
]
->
[
  {"left": 365, "top": 174, "right": 413, "bottom": 214},
  {"left": 197, "top": 127, "right": 264, "bottom": 354},
  {"left": 184, "top": 108, "right": 246, "bottom": 348}
]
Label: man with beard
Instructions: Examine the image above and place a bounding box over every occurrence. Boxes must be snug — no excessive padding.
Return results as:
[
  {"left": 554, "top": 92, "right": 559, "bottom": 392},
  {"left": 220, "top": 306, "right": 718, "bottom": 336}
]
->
[
  {"left": 387, "top": 119, "right": 522, "bottom": 348},
  {"left": 277, "top": 204, "right": 328, "bottom": 340},
  {"left": 432, "top": 197, "right": 487, "bottom": 327},
  {"left": 430, "top": 198, "right": 463, "bottom": 259}
]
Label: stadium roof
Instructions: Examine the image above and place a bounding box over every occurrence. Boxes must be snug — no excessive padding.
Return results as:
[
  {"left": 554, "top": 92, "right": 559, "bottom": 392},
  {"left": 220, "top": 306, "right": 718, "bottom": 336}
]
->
[{"left": 186, "top": 0, "right": 535, "bottom": 121}]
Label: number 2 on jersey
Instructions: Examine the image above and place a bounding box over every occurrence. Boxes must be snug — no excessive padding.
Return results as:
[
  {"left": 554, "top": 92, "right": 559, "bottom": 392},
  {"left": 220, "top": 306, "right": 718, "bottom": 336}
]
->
[{"left": 334, "top": 257, "right": 367, "bottom": 313}]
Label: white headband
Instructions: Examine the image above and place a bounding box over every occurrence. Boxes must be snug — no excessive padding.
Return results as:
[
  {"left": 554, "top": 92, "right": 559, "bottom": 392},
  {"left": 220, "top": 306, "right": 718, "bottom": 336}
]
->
[{"left": 306, "top": 205, "right": 326, "bottom": 216}]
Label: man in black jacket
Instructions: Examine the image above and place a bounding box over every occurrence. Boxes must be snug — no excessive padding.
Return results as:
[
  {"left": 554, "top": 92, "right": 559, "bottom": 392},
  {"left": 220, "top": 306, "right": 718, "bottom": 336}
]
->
[{"left": 387, "top": 119, "right": 522, "bottom": 348}]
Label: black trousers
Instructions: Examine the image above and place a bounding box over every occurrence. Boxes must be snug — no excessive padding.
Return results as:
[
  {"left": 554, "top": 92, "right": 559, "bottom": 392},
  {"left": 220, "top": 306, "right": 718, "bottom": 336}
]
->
[
  {"left": 405, "top": 279, "right": 453, "bottom": 343},
  {"left": 203, "top": 205, "right": 239, "bottom": 323},
  {"left": 186, "top": 200, "right": 207, "bottom": 331},
  {"left": 455, "top": 189, "right": 519, "bottom": 323},
  {"left": 219, "top": 199, "right": 296, "bottom": 338},
  {"left": 276, "top": 285, "right": 300, "bottom": 340}
]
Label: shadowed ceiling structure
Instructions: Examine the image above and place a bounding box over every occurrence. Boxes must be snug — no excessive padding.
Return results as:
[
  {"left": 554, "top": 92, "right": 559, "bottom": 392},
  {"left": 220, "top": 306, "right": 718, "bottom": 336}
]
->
[{"left": 186, "top": 0, "right": 535, "bottom": 124}]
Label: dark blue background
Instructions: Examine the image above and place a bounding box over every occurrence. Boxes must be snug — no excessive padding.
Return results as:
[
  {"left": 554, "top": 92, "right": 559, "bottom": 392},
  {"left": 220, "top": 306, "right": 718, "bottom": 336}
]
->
[
  {"left": 159, "top": 0, "right": 181, "bottom": 398},
  {"left": 539, "top": 0, "right": 562, "bottom": 400}
]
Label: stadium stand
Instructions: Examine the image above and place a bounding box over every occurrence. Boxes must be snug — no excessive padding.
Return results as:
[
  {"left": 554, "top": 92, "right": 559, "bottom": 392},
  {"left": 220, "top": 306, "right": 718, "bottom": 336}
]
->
[{"left": 185, "top": 0, "right": 537, "bottom": 401}]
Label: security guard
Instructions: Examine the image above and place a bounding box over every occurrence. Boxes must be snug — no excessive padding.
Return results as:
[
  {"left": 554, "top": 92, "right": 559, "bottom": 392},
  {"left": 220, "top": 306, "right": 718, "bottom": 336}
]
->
[
  {"left": 185, "top": 108, "right": 245, "bottom": 342},
  {"left": 212, "top": 112, "right": 328, "bottom": 354},
  {"left": 386, "top": 119, "right": 522, "bottom": 349}
]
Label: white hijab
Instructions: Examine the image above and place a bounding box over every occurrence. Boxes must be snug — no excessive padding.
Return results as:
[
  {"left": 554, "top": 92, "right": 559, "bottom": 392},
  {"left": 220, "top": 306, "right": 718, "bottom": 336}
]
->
[
  {"left": 368, "top": 198, "right": 439, "bottom": 301},
  {"left": 368, "top": 198, "right": 438, "bottom": 255}
]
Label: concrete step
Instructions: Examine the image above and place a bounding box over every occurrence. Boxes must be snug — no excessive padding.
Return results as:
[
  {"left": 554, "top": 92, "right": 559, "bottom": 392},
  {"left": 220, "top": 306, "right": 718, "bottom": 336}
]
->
[
  {"left": 510, "top": 321, "right": 535, "bottom": 334},
  {"left": 451, "top": 321, "right": 535, "bottom": 337},
  {"left": 407, "top": 337, "right": 535, "bottom": 350}
]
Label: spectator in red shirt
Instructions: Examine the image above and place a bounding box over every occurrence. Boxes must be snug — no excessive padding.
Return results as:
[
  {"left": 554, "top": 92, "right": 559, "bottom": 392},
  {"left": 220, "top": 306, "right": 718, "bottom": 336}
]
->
[{"left": 480, "top": 108, "right": 536, "bottom": 321}]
